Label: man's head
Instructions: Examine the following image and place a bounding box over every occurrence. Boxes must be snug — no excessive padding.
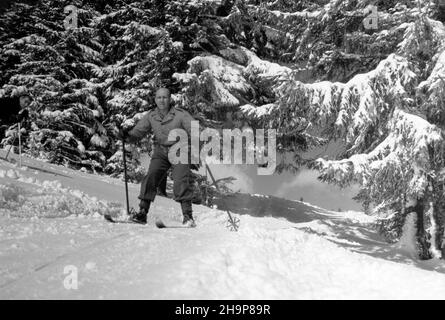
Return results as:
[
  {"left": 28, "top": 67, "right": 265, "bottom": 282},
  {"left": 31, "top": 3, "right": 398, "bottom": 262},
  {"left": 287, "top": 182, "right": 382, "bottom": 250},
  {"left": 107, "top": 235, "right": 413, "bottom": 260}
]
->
[
  {"left": 19, "top": 94, "right": 32, "bottom": 109},
  {"left": 155, "top": 87, "right": 171, "bottom": 112}
]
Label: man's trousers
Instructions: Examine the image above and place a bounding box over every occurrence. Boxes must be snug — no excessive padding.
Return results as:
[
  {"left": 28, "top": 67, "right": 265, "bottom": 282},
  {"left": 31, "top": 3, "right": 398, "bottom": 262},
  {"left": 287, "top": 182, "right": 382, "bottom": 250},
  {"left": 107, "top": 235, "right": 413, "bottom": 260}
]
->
[{"left": 138, "top": 147, "right": 194, "bottom": 206}]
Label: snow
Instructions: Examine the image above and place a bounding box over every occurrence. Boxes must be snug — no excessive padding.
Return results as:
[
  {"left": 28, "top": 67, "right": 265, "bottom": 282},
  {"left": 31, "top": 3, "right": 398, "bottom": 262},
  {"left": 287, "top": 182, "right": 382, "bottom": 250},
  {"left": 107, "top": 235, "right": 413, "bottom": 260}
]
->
[
  {"left": 242, "top": 47, "right": 291, "bottom": 78},
  {"left": 1, "top": 151, "right": 445, "bottom": 299},
  {"left": 128, "top": 23, "right": 163, "bottom": 37},
  {"left": 394, "top": 212, "right": 417, "bottom": 259},
  {"left": 419, "top": 50, "right": 445, "bottom": 93},
  {"left": 90, "top": 134, "right": 108, "bottom": 149},
  {"left": 240, "top": 103, "right": 277, "bottom": 118},
  {"left": 269, "top": 9, "right": 321, "bottom": 19},
  {"left": 399, "top": 18, "right": 445, "bottom": 58},
  {"left": 426, "top": 206, "right": 443, "bottom": 260},
  {"left": 175, "top": 55, "right": 254, "bottom": 107}
]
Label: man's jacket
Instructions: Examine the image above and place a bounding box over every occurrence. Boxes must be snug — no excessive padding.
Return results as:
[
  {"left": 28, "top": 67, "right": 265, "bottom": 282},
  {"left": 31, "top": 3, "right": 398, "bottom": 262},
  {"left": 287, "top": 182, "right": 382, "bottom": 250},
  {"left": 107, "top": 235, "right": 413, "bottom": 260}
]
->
[{"left": 128, "top": 107, "right": 195, "bottom": 148}]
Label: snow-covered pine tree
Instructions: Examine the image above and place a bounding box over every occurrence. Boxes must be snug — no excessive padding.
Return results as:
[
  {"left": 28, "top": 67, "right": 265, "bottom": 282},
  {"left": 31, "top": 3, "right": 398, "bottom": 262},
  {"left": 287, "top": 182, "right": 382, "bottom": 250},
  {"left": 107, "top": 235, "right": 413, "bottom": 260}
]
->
[
  {"left": 174, "top": 0, "right": 445, "bottom": 259},
  {"left": 273, "top": 6, "right": 445, "bottom": 259},
  {"left": 0, "top": 0, "right": 114, "bottom": 171}
]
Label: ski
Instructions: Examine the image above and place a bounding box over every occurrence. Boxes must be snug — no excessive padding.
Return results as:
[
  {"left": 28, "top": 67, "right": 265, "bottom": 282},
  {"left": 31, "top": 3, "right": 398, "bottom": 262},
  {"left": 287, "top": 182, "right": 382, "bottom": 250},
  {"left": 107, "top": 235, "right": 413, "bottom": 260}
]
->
[
  {"left": 155, "top": 218, "right": 195, "bottom": 229},
  {"left": 103, "top": 214, "right": 144, "bottom": 225}
]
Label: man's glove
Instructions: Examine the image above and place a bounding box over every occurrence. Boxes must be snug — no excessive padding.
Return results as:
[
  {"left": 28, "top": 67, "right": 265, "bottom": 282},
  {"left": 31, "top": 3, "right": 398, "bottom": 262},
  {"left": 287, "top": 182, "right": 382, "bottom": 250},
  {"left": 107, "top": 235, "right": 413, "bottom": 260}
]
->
[{"left": 17, "top": 109, "right": 29, "bottom": 122}]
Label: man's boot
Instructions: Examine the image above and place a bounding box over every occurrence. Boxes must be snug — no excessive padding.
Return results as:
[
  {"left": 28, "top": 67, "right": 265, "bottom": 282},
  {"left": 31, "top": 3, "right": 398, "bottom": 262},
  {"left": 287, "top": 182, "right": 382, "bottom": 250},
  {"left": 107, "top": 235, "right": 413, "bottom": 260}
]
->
[
  {"left": 181, "top": 201, "right": 196, "bottom": 227},
  {"left": 131, "top": 200, "right": 150, "bottom": 224}
]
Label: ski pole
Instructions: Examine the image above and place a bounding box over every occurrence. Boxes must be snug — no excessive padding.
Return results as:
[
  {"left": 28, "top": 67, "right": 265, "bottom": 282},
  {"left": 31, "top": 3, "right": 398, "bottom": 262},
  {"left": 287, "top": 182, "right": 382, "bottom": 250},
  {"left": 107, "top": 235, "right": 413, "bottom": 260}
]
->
[
  {"left": 122, "top": 135, "right": 131, "bottom": 216},
  {"left": 204, "top": 165, "right": 208, "bottom": 205},
  {"left": 4, "top": 135, "right": 17, "bottom": 161},
  {"left": 18, "top": 122, "right": 22, "bottom": 167},
  {"left": 205, "top": 163, "right": 240, "bottom": 231},
  {"left": 4, "top": 121, "right": 21, "bottom": 161}
]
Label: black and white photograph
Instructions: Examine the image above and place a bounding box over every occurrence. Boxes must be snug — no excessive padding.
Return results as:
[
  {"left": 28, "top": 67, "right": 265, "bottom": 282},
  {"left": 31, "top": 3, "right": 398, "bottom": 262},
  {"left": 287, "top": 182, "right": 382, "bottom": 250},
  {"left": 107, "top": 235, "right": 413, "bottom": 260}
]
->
[{"left": 0, "top": 0, "right": 445, "bottom": 303}]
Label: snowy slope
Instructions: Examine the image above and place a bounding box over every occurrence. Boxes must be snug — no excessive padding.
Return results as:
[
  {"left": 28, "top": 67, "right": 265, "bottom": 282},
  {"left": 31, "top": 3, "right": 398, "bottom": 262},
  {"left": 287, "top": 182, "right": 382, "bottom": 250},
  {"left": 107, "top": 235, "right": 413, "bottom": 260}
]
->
[{"left": 1, "top": 150, "right": 445, "bottom": 299}]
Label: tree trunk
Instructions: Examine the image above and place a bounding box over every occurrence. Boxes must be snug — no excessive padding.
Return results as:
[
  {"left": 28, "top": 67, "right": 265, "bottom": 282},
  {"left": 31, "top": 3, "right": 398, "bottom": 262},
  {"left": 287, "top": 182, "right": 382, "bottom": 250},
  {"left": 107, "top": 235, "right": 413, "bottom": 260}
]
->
[
  {"left": 433, "top": 202, "right": 445, "bottom": 259},
  {"left": 414, "top": 197, "right": 432, "bottom": 260}
]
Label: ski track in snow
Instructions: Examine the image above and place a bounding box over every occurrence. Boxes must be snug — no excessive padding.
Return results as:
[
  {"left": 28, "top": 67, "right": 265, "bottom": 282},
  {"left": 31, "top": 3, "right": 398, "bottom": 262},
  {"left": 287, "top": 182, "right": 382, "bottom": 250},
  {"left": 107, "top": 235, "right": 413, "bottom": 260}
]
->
[{"left": 1, "top": 151, "right": 445, "bottom": 299}]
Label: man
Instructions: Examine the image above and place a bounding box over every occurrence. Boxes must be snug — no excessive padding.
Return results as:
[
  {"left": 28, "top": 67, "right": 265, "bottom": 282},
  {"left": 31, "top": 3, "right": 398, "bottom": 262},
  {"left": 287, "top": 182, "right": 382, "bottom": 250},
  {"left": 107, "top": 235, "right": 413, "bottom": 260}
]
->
[
  {"left": 157, "top": 172, "right": 168, "bottom": 197},
  {"left": 0, "top": 93, "right": 31, "bottom": 142},
  {"left": 147, "top": 134, "right": 169, "bottom": 197},
  {"left": 121, "top": 88, "right": 196, "bottom": 226}
]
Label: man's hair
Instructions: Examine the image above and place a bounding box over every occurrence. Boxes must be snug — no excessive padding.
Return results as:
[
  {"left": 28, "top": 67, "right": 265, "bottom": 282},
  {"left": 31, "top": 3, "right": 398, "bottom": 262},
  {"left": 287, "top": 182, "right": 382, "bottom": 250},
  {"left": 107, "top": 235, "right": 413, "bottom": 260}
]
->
[{"left": 156, "top": 87, "right": 171, "bottom": 95}]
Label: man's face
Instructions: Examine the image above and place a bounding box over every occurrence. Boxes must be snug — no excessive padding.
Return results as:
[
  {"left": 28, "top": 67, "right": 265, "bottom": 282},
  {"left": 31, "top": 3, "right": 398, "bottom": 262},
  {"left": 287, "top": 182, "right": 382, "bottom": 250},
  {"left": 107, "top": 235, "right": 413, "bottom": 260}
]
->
[
  {"left": 155, "top": 89, "right": 171, "bottom": 112},
  {"left": 19, "top": 96, "right": 31, "bottom": 108}
]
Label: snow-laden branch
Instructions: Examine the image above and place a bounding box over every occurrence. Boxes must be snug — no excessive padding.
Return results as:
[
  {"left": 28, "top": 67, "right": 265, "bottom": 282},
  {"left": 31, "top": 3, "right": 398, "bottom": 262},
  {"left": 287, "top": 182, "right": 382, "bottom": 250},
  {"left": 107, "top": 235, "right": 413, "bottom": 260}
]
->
[
  {"left": 275, "top": 54, "right": 416, "bottom": 146},
  {"left": 173, "top": 47, "right": 290, "bottom": 109},
  {"left": 315, "top": 109, "right": 443, "bottom": 193}
]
